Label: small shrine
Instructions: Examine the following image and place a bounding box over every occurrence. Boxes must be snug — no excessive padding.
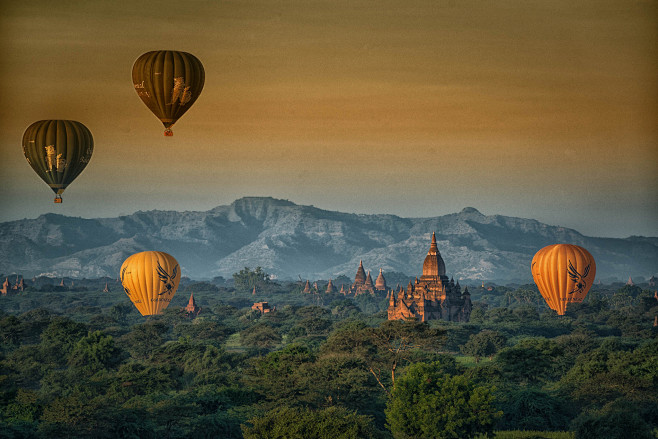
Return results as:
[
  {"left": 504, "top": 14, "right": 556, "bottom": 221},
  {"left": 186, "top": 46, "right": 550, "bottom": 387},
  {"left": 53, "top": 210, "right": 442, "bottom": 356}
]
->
[{"left": 182, "top": 293, "right": 202, "bottom": 318}]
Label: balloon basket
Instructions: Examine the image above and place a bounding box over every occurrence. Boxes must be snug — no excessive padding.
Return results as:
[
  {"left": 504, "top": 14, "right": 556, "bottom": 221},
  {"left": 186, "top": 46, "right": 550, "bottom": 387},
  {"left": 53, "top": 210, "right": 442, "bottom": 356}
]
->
[
  {"left": 54, "top": 195, "right": 63, "bottom": 204},
  {"left": 164, "top": 129, "right": 173, "bottom": 136}
]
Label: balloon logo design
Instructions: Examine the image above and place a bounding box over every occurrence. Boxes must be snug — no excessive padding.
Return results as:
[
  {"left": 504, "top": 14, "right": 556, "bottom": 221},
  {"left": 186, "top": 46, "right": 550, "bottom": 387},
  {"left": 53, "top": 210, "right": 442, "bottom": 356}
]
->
[
  {"left": 567, "top": 260, "right": 591, "bottom": 295},
  {"left": 156, "top": 260, "right": 179, "bottom": 296}
]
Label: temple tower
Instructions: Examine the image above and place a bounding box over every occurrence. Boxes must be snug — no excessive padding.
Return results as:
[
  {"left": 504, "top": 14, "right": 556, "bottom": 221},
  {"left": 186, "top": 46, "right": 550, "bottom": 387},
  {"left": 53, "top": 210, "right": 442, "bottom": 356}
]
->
[
  {"left": 1, "top": 278, "right": 11, "bottom": 296},
  {"left": 183, "top": 292, "right": 201, "bottom": 318},
  {"left": 375, "top": 268, "right": 387, "bottom": 292},
  {"left": 354, "top": 260, "right": 367, "bottom": 285},
  {"left": 388, "top": 232, "right": 471, "bottom": 322}
]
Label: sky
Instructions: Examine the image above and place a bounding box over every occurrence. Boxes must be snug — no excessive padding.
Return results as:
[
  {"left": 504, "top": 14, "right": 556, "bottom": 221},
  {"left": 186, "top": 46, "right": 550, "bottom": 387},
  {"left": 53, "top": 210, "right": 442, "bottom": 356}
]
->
[{"left": 1, "top": 0, "right": 656, "bottom": 238}]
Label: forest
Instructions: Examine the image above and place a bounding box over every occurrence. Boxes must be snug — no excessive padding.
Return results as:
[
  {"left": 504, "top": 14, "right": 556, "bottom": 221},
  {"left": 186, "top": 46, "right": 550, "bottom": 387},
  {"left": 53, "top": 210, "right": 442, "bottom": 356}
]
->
[{"left": 0, "top": 269, "right": 657, "bottom": 439}]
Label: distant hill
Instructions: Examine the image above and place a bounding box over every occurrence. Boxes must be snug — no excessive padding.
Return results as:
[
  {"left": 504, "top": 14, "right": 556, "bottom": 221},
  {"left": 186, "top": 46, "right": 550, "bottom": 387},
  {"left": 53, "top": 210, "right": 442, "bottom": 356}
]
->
[{"left": 0, "top": 197, "right": 656, "bottom": 282}]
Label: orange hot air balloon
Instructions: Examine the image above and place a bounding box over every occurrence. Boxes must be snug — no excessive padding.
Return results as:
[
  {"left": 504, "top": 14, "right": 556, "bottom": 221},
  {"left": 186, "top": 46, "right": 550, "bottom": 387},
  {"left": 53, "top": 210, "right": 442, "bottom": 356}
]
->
[
  {"left": 531, "top": 244, "right": 596, "bottom": 315},
  {"left": 120, "top": 251, "right": 181, "bottom": 316}
]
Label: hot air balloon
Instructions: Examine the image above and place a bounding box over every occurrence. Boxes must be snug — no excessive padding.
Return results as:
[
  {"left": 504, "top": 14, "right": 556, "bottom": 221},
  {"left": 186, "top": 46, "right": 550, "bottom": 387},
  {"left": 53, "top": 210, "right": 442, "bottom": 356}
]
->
[
  {"left": 120, "top": 251, "right": 181, "bottom": 316},
  {"left": 531, "top": 244, "right": 596, "bottom": 315},
  {"left": 132, "top": 50, "right": 205, "bottom": 136},
  {"left": 22, "top": 120, "right": 94, "bottom": 203}
]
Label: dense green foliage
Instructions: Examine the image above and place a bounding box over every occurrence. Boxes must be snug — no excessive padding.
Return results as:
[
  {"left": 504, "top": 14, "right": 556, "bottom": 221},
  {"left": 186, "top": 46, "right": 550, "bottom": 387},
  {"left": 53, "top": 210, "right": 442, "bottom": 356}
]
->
[
  {"left": 385, "top": 361, "right": 501, "bottom": 438},
  {"left": 241, "top": 406, "right": 387, "bottom": 439},
  {"left": 0, "top": 274, "right": 656, "bottom": 438}
]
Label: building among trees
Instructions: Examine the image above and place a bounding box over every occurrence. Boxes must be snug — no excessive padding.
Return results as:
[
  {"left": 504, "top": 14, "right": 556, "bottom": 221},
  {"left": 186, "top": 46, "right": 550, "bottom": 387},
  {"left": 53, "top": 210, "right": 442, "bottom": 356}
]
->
[
  {"left": 346, "top": 261, "right": 390, "bottom": 296},
  {"left": 182, "top": 293, "right": 202, "bottom": 318},
  {"left": 1, "top": 278, "right": 11, "bottom": 296},
  {"left": 1, "top": 276, "right": 25, "bottom": 296},
  {"left": 375, "top": 268, "right": 388, "bottom": 292},
  {"left": 302, "top": 280, "right": 314, "bottom": 293},
  {"left": 252, "top": 302, "right": 276, "bottom": 314},
  {"left": 388, "top": 232, "right": 472, "bottom": 322}
]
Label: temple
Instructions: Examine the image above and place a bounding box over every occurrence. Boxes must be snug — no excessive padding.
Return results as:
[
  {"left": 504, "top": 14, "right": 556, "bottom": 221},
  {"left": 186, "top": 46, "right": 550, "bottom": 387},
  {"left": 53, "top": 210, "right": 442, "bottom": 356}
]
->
[
  {"left": 1, "top": 276, "right": 25, "bottom": 296},
  {"left": 388, "top": 232, "right": 472, "bottom": 322},
  {"left": 347, "top": 261, "right": 389, "bottom": 296},
  {"left": 182, "top": 293, "right": 202, "bottom": 318},
  {"left": 252, "top": 302, "right": 276, "bottom": 314}
]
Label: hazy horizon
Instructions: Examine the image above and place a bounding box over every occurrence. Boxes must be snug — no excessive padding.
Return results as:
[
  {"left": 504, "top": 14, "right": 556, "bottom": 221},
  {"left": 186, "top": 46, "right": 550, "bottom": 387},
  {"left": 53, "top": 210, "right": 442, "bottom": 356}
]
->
[{"left": 2, "top": 0, "right": 656, "bottom": 239}]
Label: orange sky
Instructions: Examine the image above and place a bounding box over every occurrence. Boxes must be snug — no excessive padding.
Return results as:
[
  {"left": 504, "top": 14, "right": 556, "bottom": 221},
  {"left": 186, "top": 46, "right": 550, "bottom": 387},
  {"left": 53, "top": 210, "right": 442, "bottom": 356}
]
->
[{"left": 1, "top": 0, "right": 656, "bottom": 237}]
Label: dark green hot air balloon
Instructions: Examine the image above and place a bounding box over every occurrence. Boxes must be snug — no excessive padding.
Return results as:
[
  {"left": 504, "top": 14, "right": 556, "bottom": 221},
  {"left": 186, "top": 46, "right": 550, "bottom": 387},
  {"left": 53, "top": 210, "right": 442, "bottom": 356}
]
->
[
  {"left": 132, "top": 50, "right": 205, "bottom": 136},
  {"left": 22, "top": 120, "right": 94, "bottom": 203}
]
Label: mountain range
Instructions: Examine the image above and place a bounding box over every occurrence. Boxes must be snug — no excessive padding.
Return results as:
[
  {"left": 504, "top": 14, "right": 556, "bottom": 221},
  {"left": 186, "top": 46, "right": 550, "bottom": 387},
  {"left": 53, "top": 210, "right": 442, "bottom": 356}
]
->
[{"left": 1, "top": 197, "right": 656, "bottom": 282}]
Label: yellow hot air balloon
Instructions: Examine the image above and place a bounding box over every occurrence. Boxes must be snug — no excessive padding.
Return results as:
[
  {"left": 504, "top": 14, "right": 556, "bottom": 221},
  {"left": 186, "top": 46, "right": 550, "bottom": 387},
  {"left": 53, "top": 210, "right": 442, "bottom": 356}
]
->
[
  {"left": 531, "top": 244, "right": 596, "bottom": 315},
  {"left": 120, "top": 251, "right": 181, "bottom": 316}
]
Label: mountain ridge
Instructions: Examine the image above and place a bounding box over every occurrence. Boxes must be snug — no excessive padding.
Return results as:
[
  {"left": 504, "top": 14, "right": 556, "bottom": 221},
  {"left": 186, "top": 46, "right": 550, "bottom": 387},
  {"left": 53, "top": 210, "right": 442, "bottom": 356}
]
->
[{"left": 1, "top": 197, "right": 656, "bottom": 282}]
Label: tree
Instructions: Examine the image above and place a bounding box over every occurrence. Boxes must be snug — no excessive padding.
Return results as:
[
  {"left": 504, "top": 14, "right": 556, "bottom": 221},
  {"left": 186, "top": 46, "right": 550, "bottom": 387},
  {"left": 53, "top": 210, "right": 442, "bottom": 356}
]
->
[
  {"left": 460, "top": 330, "right": 506, "bottom": 362},
  {"left": 117, "top": 321, "right": 169, "bottom": 359},
  {"left": 67, "top": 330, "right": 121, "bottom": 374},
  {"left": 330, "top": 299, "right": 362, "bottom": 319},
  {"left": 106, "top": 362, "right": 179, "bottom": 401},
  {"left": 557, "top": 338, "right": 658, "bottom": 415},
  {"left": 321, "top": 320, "right": 445, "bottom": 396},
  {"left": 3, "top": 389, "right": 41, "bottom": 423},
  {"left": 108, "top": 302, "right": 133, "bottom": 324},
  {"left": 17, "top": 308, "right": 53, "bottom": 345},
  {"left": 173, "top": 320, "right": 233, "bottom": 345},
  {"left": 616, "top": 284, "right": 643, "bottom": 298},
  {"left": 245, "top": 344, "right": 385, "bottom": 422},
  {"left": 245, "top": 344, "right": 316, "bottom": 406},
  {"left": 241, "top": 405, "right": 386, "bottom": 439},
  {"left": 40, "top": 317, "right": 87, "bottom": 356},
  {"left": 40, "top": 394, "right": 154, "bottom": 439},
  {"left": 572, "top": 400, "right": 655, "bottom": 439},
  {"left": 0, "top": 315, "right": 22, "bottom": 348},
  {"left": 495, "top": 338, "right": 561, "bottom": 384},
  {"left": 233, "top": 267, "right": 271, "bottom": 294},
  {"left": 494, "top": 385, "right": 570, "bottom": 431},
  {"left": 298, "top": 316, "right": 333, "bottom": 336},
  {"left": 385, "top": 361, "right": 501, "bottom": 439},
  {"left": 240, "top": 323, "right": 282, "bottom": 352}
]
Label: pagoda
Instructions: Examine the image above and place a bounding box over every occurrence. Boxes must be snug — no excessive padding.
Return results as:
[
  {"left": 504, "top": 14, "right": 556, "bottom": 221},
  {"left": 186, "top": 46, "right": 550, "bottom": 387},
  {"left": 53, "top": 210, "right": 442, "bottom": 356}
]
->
[
  {"left": 182, "top": 293, "right": 201, "bottom": 318},
  {"left": 349, "top": 261, "right": 378, "bottom": 296},
  {"left": 388, "top": 232, "right": 472, "bottom": 322},
  {"left": 375, "top": 268, "right": 388, "bottom": 293},
  {"left": 1, "top": 278, "right": 11, "bottom": 296}
]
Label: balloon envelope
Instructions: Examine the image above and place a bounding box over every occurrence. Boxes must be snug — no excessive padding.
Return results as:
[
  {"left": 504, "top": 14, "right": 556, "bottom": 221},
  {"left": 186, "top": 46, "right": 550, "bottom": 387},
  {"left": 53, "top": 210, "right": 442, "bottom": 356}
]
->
[
  {"left": 132, "top": 50, "right": 205, "bottom": 136},
  {"left": 531, "top": 244, "right": 596, "bottom": 315},
  {"left": 120, "top": 251, "right": 181, "bottom": 316},
  {"left": 22, "top": 120, "right": 94, "bottom": 203}
]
